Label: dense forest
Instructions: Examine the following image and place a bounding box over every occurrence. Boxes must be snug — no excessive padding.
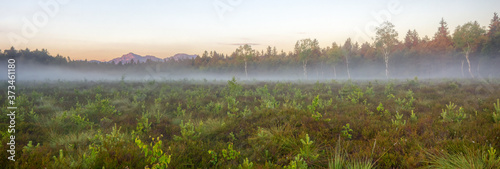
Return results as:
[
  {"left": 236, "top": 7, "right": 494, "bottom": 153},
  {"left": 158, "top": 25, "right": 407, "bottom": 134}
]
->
[{"left": 1, "top": 14, "right": 500, "bottom": 80}]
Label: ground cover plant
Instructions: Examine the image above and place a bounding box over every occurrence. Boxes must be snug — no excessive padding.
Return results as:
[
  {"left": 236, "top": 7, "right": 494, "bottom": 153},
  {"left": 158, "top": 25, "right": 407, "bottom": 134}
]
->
[{"left": 1, "top": 78, "right": 500, "bottom": 168}]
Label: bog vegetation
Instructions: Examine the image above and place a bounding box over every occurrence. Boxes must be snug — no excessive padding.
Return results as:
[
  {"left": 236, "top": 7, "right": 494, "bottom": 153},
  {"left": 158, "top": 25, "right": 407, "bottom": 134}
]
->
[{"left": 1, "top": 78, "right": 500, "bottom": 168}]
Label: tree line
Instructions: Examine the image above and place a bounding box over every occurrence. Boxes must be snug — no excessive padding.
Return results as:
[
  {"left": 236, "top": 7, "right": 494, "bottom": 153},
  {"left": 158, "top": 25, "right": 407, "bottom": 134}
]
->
[{"left": 1, "top": 13, "right": 499, "bottom": 79}]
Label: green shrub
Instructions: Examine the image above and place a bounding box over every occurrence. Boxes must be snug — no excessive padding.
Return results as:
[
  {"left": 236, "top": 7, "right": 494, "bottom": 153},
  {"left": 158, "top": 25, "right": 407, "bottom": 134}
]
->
[
  {"left": 308, "top": 95, "right": 322, "bottom": 121},
  {"left": 135, "top": 136, "right": 171, "bottom": 169},
  {"left": 173, "top": 120, "right": 200, "bottom": 141},
  {"left": 342, "top": 124, "right": 353, "bottom": 140},
  {"left": 410, "top": 110, "right": 418, "bottom": 122},
  {"left": 493, "top": 99, "right": 500, "bottom": 123},
  {"left": 299, "top": 134, "right": 319, "bottom": 161},
  {"left": 238, "top": 158, "right": 254, "bottom": 169},
  {"left": 441, "top": 102, "right": 467, "bottom": 123},
  {"left": 391, "top": 111, "right": 406, "bottom": 127},
  {"left": 284, "top": 154, "right": 308, "bottom": 169}
]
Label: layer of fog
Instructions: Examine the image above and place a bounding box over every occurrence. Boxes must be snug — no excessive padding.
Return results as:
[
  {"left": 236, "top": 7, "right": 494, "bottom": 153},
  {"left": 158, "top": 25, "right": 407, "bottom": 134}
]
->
[{"left": 1, "top": 58, "right": 499, "bottom": 82}]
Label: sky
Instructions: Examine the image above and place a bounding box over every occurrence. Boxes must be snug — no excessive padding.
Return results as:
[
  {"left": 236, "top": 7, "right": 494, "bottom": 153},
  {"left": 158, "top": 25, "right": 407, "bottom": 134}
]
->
[{"left": 1, "top": 0, "right": 499, "bottom": 61}]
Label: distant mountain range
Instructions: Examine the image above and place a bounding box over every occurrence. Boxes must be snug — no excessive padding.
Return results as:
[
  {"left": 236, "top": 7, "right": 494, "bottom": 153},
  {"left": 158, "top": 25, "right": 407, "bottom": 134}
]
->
[
  {"left": 166, "top": 53, "right": 198, "bottom": 61},
  {"left": 104, "top": 52, "right": 198, "bottom": 64}
]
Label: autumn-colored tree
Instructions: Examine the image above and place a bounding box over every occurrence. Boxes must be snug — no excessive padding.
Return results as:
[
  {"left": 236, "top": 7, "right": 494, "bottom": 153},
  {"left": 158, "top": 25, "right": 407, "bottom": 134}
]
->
[
  {"left": 375, "top": 21, "right": 399, "bottom": 78},
  {"left": 482, "top": 12, "right": 500, "bottom": 58},
  {"left": 430, "top": 18, "right": 454, "bottom": 55},
  {"left": 404, "top": 29, "right": 420, "bottom": 49},
  {"left": 452, "top": 21, "right": 486, "bottom": 78},
  {"left": 359, "top": 42, "right": 376, "bottom": 60}
]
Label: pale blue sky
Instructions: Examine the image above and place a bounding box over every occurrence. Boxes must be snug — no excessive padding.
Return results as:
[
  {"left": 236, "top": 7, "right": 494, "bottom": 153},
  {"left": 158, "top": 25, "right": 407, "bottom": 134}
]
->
[{"left": 1, "top": 0, "right": 498, "bottom": 60}]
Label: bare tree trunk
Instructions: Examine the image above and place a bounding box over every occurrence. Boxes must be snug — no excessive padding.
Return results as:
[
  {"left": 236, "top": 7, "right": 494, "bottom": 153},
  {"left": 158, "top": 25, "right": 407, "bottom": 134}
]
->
[
  {"left": 303, "top": 60, "right": 308, "bottom": 79},
  {"left": 244, "top": 59, "right": 248, "bottom": 78},
  {"left": 346, "top": 54, "right": 351, "bottom": 79},
  {"left": 465, "top": 50, "right": 474, "bottom": 78},
  {"left": 461, "top": 60, "right": 465, "bottom": 78}
]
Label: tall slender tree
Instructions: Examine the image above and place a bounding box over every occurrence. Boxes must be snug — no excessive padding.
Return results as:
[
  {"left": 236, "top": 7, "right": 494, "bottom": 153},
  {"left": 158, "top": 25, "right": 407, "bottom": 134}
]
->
[
  {"left": 375, "top": 21, "right": 399, "bottom": 78},
  {"left": 324, "top": 43, "right": 342, "bottom": 78},
  {"left": 294, "top": 38, "right": 320, "bottom": 79},
  {"left": 342, "top": 38, "right": 353, "bottom": 79},
  {"left": 452, "top": 21, "right": 486, "bottom": 78},
  {"left": 235, "top": 44, "right": 255, "bottom": 78}
]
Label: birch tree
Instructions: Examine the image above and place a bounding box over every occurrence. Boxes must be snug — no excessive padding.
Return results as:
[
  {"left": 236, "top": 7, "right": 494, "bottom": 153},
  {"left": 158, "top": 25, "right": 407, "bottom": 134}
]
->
[
  {"left": 375, "top": 21, "right": 399, "bottom": 78},
  {"left": 452, "top": 21, "right": 485, "bottom": 78},
  {"left": 342, "top": 38, "right": 353, "bottom": 79},
  {"left": 325, "top": 43, "right": 342, "bottom": 78},
  {"left": 235, "top": 44, "right": 255, "bottom": 78},
  {"left": 294, "top": 39, "right": 320, "bottom": 79}
]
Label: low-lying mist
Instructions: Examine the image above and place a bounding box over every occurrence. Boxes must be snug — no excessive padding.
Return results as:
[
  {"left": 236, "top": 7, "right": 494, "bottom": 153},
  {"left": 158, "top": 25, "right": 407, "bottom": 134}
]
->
[{"left": 2, "top": 59, "right": 500, "bottom": 82}]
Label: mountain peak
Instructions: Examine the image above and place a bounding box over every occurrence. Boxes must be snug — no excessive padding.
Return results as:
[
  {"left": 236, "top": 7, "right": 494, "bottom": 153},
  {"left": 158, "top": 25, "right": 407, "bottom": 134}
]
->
[
  {"left": 107, "top": 53, "right": 198, "bottom": 64},
  {"left": 109, "top": 53, "right": 162, "bottom": 64},
  {"left": 166, "top": 53, "right": 198, "bottom": 61}
]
